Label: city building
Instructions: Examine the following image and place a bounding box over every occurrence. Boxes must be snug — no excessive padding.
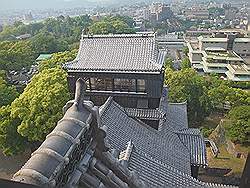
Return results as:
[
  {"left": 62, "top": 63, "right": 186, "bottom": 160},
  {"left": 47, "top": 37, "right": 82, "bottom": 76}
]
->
[
  {"left": 36, "top": 54, "right": 53, "bottom": 62},
  {"left": 16, "top": 33, "right": 32, "bottom": 40},
  {"left": 143, "top": 3, "right": 173, "bottom": 22},
  {"left": 226, "top": 63, "right": 250, "bottom": 82},
  {"left": 183, "top": 6, "right": 209, "bottom": 21},
  {"left": 223, "top": 3, "right": 238, "bottom": 21},
  {"left": 202, "top": 48, "right": 245, "bottom": 75},
  {"left": 233, "top": 38, "right": 250, "bottom": 57},
  {"left": 63, "top": 33, "right": 166, "bottom": 109},
  {"left": 198, "top": 36, "right": 229, "bottom": 51},
  {"left": 186, "top": 30, "right": 250, "bottom": 81}
]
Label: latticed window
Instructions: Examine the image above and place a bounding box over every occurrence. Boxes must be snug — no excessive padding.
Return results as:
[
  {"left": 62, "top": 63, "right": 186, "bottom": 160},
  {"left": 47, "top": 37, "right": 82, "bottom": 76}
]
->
[
  {"left": 90, "top": 78, "right": 113, "bottom": 91},
  {"left": 137, "top": 79, "right": 146, "bottom": 93},
  {"left": 114, "top": 78, "right": 136, "bottom": 92}
]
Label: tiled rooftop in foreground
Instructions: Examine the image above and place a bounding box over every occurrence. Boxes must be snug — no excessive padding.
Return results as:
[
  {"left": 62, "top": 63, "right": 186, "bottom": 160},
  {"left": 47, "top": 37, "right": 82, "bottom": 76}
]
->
[{"left": 12, "top": 79, "right": 238, "bottom": 188}]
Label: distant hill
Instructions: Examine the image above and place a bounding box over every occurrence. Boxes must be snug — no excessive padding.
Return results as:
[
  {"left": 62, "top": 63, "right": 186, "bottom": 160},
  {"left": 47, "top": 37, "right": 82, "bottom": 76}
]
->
[{"left": 1, "top": 0, "right": 161, "bottom": 11}]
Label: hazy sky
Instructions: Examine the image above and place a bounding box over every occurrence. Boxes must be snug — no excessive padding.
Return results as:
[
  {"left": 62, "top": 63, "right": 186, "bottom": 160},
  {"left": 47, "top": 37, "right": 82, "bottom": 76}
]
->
[{"left": 0, "top": 0, "right": 118, "bottom": 10}]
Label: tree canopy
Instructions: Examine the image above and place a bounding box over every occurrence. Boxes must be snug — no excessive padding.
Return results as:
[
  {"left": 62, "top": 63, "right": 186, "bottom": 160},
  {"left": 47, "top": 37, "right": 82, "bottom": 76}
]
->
[
  {"left": 164, "top": 58, "right": 174, "bottom": 70},
  {"left": 89, "top": 16, "right": 136, "bottom": 34},
  {"left": 11, "top": 67, "right": 70, "bottom": 141},
  {"left": 164, "top": 68, "right": 250, "bottom": 126},
  {"left": 0, "top": 40, "right": 35, "bottom": 71},
  {"left": 0, "top": 105, "right": 28, "bottom": 156},
  {"left": 165, "top": 68, "right": 211, "bottom": 124},
  {"left": 0, "top": 15, "right": 92, "bottom": 43},
  {"left": 0, "top": 76, "right": 19, "bottom": 107},
  {"left": 180, "top": 57, "right": 191, "bottom": 69},
  {"left": 0, "top": 51, "right": 76, "bottom": 155},
  {"left": 226, "top": 106, "right": 250, "bottom": 144}
]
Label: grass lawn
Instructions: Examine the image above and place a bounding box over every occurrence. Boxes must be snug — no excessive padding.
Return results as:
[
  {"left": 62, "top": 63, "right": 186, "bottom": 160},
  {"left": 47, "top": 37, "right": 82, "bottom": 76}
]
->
[
  {"left": 207, "top": 145, "right": 246, "bottom": 177},
  {"left": 235, "top": 144, "right": 250, "bottom": 154},
  {"left": 202, "top": 113, "right": 224, "bottom": 129}
]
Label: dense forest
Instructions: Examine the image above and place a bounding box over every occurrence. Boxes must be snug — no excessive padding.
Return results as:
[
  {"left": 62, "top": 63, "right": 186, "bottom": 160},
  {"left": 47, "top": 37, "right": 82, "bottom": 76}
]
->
[{"left": 0, "top": 15, "right": 135, "bottom": 71}]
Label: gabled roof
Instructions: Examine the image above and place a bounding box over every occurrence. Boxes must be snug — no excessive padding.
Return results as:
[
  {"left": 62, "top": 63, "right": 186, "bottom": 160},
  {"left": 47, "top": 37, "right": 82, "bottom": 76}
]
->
[
  {"left": 159, "top": 98, "right": 207, "bottom": 166},
  {"left": 63, "top": 34, "right": 166, "bottom": 73},
  {"left": 100, "top": 97, "right": 192, "bottom": 174},
  {"left": 176, "top": 129, "right": 207, "bottom": 166}
]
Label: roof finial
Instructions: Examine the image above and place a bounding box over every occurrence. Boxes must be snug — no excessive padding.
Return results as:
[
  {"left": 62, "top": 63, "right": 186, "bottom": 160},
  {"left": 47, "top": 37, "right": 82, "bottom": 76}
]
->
[
  {"left": 81, "top": 27, "right": 90, "bottom": 39},
  {"left": 74, "top": 78, "right": 86, "bottom": 105}
]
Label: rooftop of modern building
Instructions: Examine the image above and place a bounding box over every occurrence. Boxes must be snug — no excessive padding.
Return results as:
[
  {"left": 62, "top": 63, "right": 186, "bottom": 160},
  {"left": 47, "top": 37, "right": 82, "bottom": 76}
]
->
[
  {"left": 228, "top": 63, "right": 250, "bottom": 74},
  {"left": 233, "top": 37, "right": 250, "bottom": 43},
  {"left": 186, "top": 41, "right": 199, "bottom": 50},
  {"left": 205, "top": 50, "right": 244, "bottom": 61},
  {"left": 198, "top": 36, "right": 228, "bottom": 42},
  {"left": 63, "top": 33, "right": 166, "bottom": 74},
  {"left": 205, "top": 47, "right": 227, "bottom": 52},
  {"left": 35, "top": 54, "right": 53, "bottom": 61},
  {"left": 217, "top": 28, "right": 247, "bottom": 35}
]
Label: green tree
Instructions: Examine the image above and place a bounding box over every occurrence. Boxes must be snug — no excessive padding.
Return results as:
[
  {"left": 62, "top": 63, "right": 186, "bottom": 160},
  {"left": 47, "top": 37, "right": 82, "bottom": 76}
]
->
[
  {"left": 208, "top": 7, "right": 225, "bottom": 17},
  {"left": 0, "top": 77, "right": 19, "bottom": 107},
  {"left": 226, "top": 106, "right": 250, "bottom": 144},
  {"left": 182, "top": 46, "right": 189, "bottom": 56},
  {"left": 0, "top": 41, "right": 35, "bottom": 71},
  {"left": 165, "top": 68, "right": 212, "bottom": 125},
  {"left": 10, "top": 67, "right": 70, "bottom": 142},
  {"left": 38, "top": 50, "right": 77, "bottom": 71},
  {"left": 89, "top": 17, "right": 136, "bottom": 35},
  {"left": 180, "top": 57, "right": 191, "bottom": 69},
  {"left": 89, "top": 21, "right": 113, "bottom": 34},
  {"left": 0, "top": 106, "right": 28, "bottom": 156},
  {"left": 207, "top": 75, "right": 250, "bottom": 109},
  {"left": 164, "top": 58, "right": 174, "bottom": 70},
  {"left": 30, "top": 32, "right": 68, "bottom": 54},
  {"left": 0, "top": 51, "right": 75, "bottom": 155}
]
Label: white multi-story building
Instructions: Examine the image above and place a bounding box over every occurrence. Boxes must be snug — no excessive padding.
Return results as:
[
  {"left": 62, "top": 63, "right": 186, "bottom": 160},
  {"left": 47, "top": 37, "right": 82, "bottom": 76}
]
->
[
  {"left": 198, "top": 36, "right": 228, "bottom": 51},
  {"left": 186, "top": 30, "right": 250, "bottom": 81},
  {"left": 226, "top": 63, "right": 250, "bottom": 82},
  {"left": 233, "top": 38, "right": 250, "bottom": 57}
]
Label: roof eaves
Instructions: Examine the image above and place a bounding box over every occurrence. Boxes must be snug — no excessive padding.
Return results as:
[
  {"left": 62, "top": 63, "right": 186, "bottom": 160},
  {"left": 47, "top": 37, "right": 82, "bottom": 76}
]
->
[{"left": 65, "top": 68, "right": 162, "bottom": 74}]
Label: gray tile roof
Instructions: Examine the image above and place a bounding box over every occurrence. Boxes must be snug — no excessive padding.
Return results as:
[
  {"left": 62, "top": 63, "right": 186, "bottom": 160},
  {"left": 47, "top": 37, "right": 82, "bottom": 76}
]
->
[
  {"left": 117, "top": 142, "right": 235, "bottom": 188},
  {"left": 159, "top": 100, "right": 207, "bottom": 167},
  {"left": 63, "top": 34, "right": 166, "bottom": 73},
  {"left": 128, "top": 148, "right": 204, "bottom": 187},
  {"left": 99, "top": 97, "right": 236, "bottom": 188},
  {"left": 176, "top": 129, "right": 207, "bottom": 166},
  {"left": 123, "top": 142, "right": 236, "bottom": 188},
  {"left": 100, "top": 97, "right": 192, "bottom": 175},
  {"left": 159, "top": 101, "right": 189, "bottom": 131},
  {"left": 124, "top": 108, "right": 165, "bottom": 120}
]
